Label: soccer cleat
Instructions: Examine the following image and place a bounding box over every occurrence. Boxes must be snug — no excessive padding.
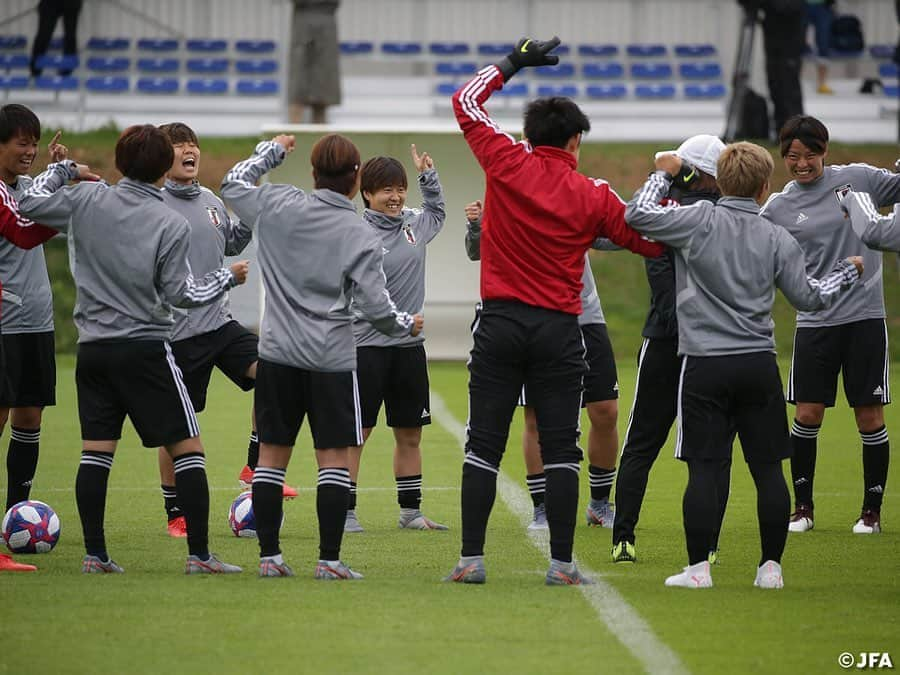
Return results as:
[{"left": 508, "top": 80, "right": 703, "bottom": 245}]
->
[
  {"left": 664, "top": 560, "right": 713, "bottom": 588},
  {"left": 527, "top": 503, "right": 548, "bottom": 531},
  {"left": 753, "top": 560, "right": 784, "bottom": 589},
  {"left": 281, "top": 483, "right": 299, "bottom": 500},
  {"left": 166, "top": 515, "right": 188, "bottom": 538},
  {"left": 612, "top": 540, "right": 636, "bottom": 563},
  {"left": 81, "top": 555, "right": 125, "bottom": 574},
  {"left": 239, "top": 465, "right": 298, "bottom": 500},
  {"left": 852, "top": 509, "right": 881, "bottom": 534},
  {"left": 185, "top": 553, "right": 243, "bottom": 575},
  {"left": 0, "top": 553, "right": 36, "bottom": 572},
  {"left": 444, "top": 557, "right": 486, "bottom": 584},
  {"left": 398, "top": 509, "right": 449, "bottom": 530},
  {"left": 344, "top": 509, "right": 364, "bottom": 533},
  {"left": 586, "top": 498, "right": 615, "bottom": 528},
  {"left": 259, "top": 557, "right": 294, "bottom": 577},
  {"left": 787, "top": 504, "right": 814, "bottom": 532},
  {"left": 708, "top": 549, "right": 719, "bottom": 565},
  {"left": 545, "top": 560, "right": 596, "bottom": 586},
  {"left": 314, "top": 560, "right": 364, "bottom": 580}
]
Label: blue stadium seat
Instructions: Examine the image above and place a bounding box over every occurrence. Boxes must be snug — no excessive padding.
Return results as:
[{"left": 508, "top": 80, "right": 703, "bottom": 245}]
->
[
  {"left": 429, "top": 42, "right": 469, "bottom": 56},
  {"left": 35, "top": 54, "right": 79, "bottom": 71},
  {"left": 679, "top": 62, "right": 722, "bottom": 79},
  {"left": 382, "top": 42, "right": 422, "bottom": 55},
  {"left": 137, "top": 77, "right": 179, "bottom": 93},
  {"left": 187, "top": 58, "right": 229, "bottom": 74},
  {"left": 48, "top": 37, "right": 64, "bottom": 50},
  {"left": 585, "top": 84, "right": 627, "bottom": 99},
  {"left": 550, "top": 45, "right": 571, "bottom": 56},
  {"left": 34, "top": 75, "right": 78, "bottom": 91},
  {"left": 340, "top": 42, "right": 373, "bottom": 55},
  {"left": 235, "top": 59, "right": 278, "bottom": 74},
  {"left": 235, "top": 40, "right": 276, "bottom": 54},
  {"left": 187, "top": 78, "right": 228, "bottom": 94},
  {"left": 0, "top": 36, "right": 27, "bottom": 50},
  {"left": 478, "top": 43, "right": 515, "bottom": 56},
  {"left": 870, "top": 44, "right": 895, "bottom": 60},
  {"left": 85, "top": 76, "right": 129, "bottom": 93},
  {"left": 578, "top": 44, "right": 618, "bottom": 58},
  {"left": 674, "top": 44, "right": 717, "bottom": 58},
  {"left": 435, "top": 62, "right": 477, "bottom": 76},
  {"left": 236, "top": 79, "right": 279, "bottom": 95},
  {"left": 435, "top": 82, "right": 458, "bottom": 96},
  {"left": 0, "top": 54, "right": 29, "bottom": 70},
  {"left": 631, "top": 63, "right": 673, "bottom": 79},
  {"left": 0, "top": 75, "right": 29, "bottom": 89},
  {"left": 684, "top": 83, "right": 726, "bottom": 98},
  {"left": 634, "top": 84, "right": 676, "bottom": 99},
  {"left": 86, "top": 57, "right": 130, "bottom": 72},
  {"left": 536, "top": 84, "right": 578, "bottom": 97},
  {"left": 582, "top": 62, "right": 624, "bottom": 79},
  {"left": 494, "top": 82, "right": 528, "bottom": 96},
  {"left": 186, "top": 39, "right": 227, "bottom": 52},
  {"left": 879, "top": 62, "right": 898, "bottom": 79},
  {"left": 137, "top": 38, "right": 179, "bottom": 52},
  {"left": 138, "top": 58, "right": 179, "bottom": 73},
  {"left": 627, "top": 44, "right": 667, "bottom": 58},
  {"left": 86, "top": 37, "right": 129, "bottom": 51},
  {"left": 884, "top": 85, "right": 899, "bottom": 98},
  {"left": 534, "top": 63, "right": 575, "bottom": 78}
]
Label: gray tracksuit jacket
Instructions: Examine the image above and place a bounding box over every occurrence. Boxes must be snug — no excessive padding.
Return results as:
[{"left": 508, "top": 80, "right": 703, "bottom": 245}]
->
[
  {"left": 18, "top": 162, "right": 236, "bottom": 343},
  {"left": 760, "top": 164, "right": 900, "bottom": 327},
  {"left": 161, "top": 180, "right": 253, "bottom": 342},
  {"left": 221, "top": 140, "right": 415, "bottom": 372},
  {"left": 625, "top": 172, "right": 860, "bottom": 357},
  {"left": 842, "top": 192, "right": 900, "bottom": 251},
  {"left": 0, "top": 174, "right": 53, "bottom": 333},
  {"left": 352, "top": 168, "right": 444, "bottom": 348}
]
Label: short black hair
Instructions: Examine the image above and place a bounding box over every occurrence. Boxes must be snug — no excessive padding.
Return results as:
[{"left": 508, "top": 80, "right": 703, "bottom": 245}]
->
[
  {"left": 523, "top": 97, "right": 590, "bottom": 149},
  {"left": 779, "top": 115, "right": 829, "bottom": 156},
  {"left": 0, "top": 104, "right": 41, "bottom": 144},
  {"left": 115, "top": 125, "right": 174, "bottom": 183},
  {"left": 311, "top": 134, "right": 360, "bottom": 196},
  {"left": 158, "top": 122, "right": 199, "bottom": 146},
  {"left": 360, "top": 156, "right": 407, "bottom": 208}
]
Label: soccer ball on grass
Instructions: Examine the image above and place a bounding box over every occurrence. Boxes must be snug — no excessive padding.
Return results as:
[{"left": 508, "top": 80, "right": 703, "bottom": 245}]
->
[{"left": 2, "top": 500, "right": 60, "bottom": 553}]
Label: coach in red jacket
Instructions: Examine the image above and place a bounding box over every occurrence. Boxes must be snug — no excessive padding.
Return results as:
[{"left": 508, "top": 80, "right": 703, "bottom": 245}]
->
[{"left": 445, "top": 37, "right": 664, "bottom": 586}]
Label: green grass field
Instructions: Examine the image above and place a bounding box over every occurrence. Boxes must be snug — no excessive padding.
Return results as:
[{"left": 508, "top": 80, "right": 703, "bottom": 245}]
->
[{"left": 4, "top": 357, "right": 898, "bottom": 675}]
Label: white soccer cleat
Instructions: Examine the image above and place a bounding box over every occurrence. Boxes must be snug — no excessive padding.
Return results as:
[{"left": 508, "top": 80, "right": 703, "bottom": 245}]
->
[
  {"left": 852, "top": 509, "right": 881, "bottom": 534},
  {"left": 753, "top": 560, "right": 784, "bottom": 589},
  {"left": 787, "top": 504, "right": 814, "bottom": 532},
  {"left": 664, "top": 560, "right": 713, "bottom": 588},
  {"left": 344, "top": 509, "right": 364, "bottom": 533}
]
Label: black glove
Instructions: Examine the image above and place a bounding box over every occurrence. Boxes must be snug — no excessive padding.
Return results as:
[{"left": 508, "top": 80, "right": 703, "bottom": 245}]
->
[
  {"left": 671, "top": 162, "right": 700, "bottom": 189},
  {"left": 497, "top": 36, "right": 561, "bottom": 81}
]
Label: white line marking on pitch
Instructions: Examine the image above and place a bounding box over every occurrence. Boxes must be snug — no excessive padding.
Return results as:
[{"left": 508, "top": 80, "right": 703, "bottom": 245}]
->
[{"left": 431, "top": 391, "right": 689, "bottom": 675}]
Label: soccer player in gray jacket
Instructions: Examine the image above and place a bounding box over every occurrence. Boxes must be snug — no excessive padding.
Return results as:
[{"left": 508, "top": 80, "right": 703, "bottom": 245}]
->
[
  {"left": 841, "top": 191, "right": 900, "bottom": 251},
  {"left": 626, "top": 141, "right": 862, "bottom": 589},
  {"left": 18, "top": 124, "right": 249, "bottom": 575},
  {"left": 761, "top": 116, "right": 900, "bottom": 536},
  {"left": 221, "top": 133, "right": 422, "bottom": 579}
]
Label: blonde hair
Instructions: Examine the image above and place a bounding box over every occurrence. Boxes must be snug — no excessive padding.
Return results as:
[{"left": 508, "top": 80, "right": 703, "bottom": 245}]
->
[{"left": 715, "top": 142, "right": 774, "bottom": 198}]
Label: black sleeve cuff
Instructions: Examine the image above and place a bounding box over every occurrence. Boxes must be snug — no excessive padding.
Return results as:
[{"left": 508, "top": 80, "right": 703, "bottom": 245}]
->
[{"left": 496, "top": 57, "right": 518, "bottom": 81}]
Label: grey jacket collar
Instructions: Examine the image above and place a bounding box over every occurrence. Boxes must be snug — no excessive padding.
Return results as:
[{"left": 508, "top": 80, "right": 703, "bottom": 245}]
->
[
  {"left": 313, "top": 188, "right": 357, "bottom": 212},
  {"left": 118, "top": 177, "right": 164, "bottom": 201},
  {"left": 363, "top": 208, "right": 404, "bottom": 232},
  {"left": 164, "top": 178, "right": 201, "bottom": 199},
  {"left": 717, "top": 195, "right": 760, "bottom": 213}
]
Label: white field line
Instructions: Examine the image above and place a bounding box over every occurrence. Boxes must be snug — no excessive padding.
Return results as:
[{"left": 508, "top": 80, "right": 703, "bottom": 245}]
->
[
  {"left": 34, "top": 486, "right": 460, "bottom": 493},
  {"left": 431, "top": 391, "right": 689, "bottom": 675}
]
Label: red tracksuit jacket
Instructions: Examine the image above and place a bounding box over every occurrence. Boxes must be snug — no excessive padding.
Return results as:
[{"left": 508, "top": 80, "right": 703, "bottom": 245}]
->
[{"left": 453, "top": 65, "right": 663, "bottom": 315}]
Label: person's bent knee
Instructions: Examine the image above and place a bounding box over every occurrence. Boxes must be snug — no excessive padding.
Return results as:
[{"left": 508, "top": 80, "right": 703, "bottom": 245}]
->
[
  {"left": 794, "top": 402, "right": 825, "bottom": 426},
  {"left": 586, "top": 399, "right": 617, "bottom": 430},
  {"left": 854, "top": 405, "right": 885, "bottom": 432}
]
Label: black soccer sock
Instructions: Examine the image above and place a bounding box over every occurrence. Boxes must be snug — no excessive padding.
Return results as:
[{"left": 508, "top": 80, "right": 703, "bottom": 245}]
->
[
  {"left": 588, "top": 464, "right": 615, "bottom": 502},
  {"left": 545, "top": 465, "right": 580, "bottom": 562},
  {"left": 526, "top": 472, "right": 545, "bottom": 508},
  {"left": 6, "top": 426, "right": 40, "bottom": 510},
  {"left": 396, "top": 474, "right": 422, "bottom": 510},
  {"left": 160, "top": 484, "right": 182, "bottom": 521},
  {"left": 246, "top": 431, "right": 259, "bottom": 470},
  {"left": 789, "top": 420, "right": 819, "bottom": 509},
  {"left": 460, "top": 453, "right": 498, "bottom": 557},
  {"left": 710, "top": 457, "right": 732, "bottom": 551},
  {"left": 748, "top": 460, "right": 790, "bottom": 566},
  {"left": 173, "top": 453, "right": 209, "bottom": 559},
  {"left": 252, "top": 467, "right": 285, "bottom": 557},
  {"left": 861, "top": 426, "right": 889, "bottom": 512},
  {"left": 348, "top": 480, "right": 358, "bottom": 511},
  {"left": 683, "top": 459, "right": 718, "bottom": 565},
  {"left": 317, "top": 467, "right": 350, "bottom": 561},
  {"left": 75, "top": 451, "right": 114, "bottom": 559}
]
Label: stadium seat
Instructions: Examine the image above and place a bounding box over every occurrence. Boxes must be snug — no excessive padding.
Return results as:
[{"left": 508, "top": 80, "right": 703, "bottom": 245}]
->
[
  {"left": 137, "top": 77, "right": 179, "bottom": 93},
  {"left": 34, "top": 75, "right": 78, "bottom": 91},
  {"left": 187, "top": 78, "right": 228, "bottom": 94},
  {"left": 86, "top": 57, "right": 130, "bottom": 72},
  {"left": 0, "top": 75, "right": 29, "bottom": 89},
  {"left": 382, "top": 42, "right": 422, "bottom": 55},
  {"left": 186, "top": 39, "right": 228, "bottom": 52},
  {"left": 137, "top": 38, "right": 179, "bottom": 52},
  {"left": 236, "top": 79, "right": 279, "bottom": 95},
  {"left": 47, "top": 37, "right": 64, "bottom": 50},
  {"left": 878, "top": 62, "right": 898, "bottom": 79},
  {"left": 35, "top": 54, "right": 79, "bottom": 71},
  {"left": 578, "top": 44, "right": 619, "bottom": 58},
  {"left": 884, "top": 85, "right": 899, "bottom": 98},
  {"left": 137, "top": 58, "right": 179, "bottom": 73},
  {"left": 186, "top": 58, "right": 229, "bottom": 74},
  {"left": 674, "top": 44, "right": 717, "bottom": 58},
  {"left": 536, "top": 84, "right": 578, "bottom": 97},
  {"left": 0, "top": 36, "right": 27, "bottom": 50},
  {"left": 85, "top": 76, "right": 129, "bottom": 93},
  {"left": 235, "top": 40, "right": 276, "bottom": 54},
  {"left": 869, "top": 44, "right": 895, "bottom": 60},
  {"left": 435, "top": 62, "right": 477, "bottom": 76},
  {"left": 478, "top": 43, "right": 515, "bottom": 56},
  {"left": 582, "top": 62, "right": 624, "bottom": 79},
  {"left": 684, "top": 83, "right": 726, "bottom": 98},
  {"left": 551, "top": 45, "right": 571, "bottom": 56},
  {"left": 627, "top": 44, "right": 667, "bottom": 58},
  {"left": 340, "top": 42, "right": 374, "bottom": 55},
  {"left": 585, "top": 84, "right": 627, "bottom": 99},
  {"left": 235, "top": 59, "right": 278, "bottom": 74},
  {"left": 0, "top": 54, "right": 29, "bottom": 70},
  {"left": 534, "top": 63, "right": 575, "bottom": 78},
  {"left": 679, "top": 62, "right": 722, "bottom": 79},
  {"left": 435, "top": 82, "right": 458, "bottom": 96},
  {"left": 494, "top": 82, "right": 528, "bottom": 96},
  {"left": 630, "top": 63, "right": 673, "bottom": 79},
  {"left": 429, "top": 42, "right": 469, "bottom": 56},
  {"left": 634, "top": 83, "right": 676, "bottom": 98},
  {"left": 86, "top": 37, "right": 129, "bottom": 51}
]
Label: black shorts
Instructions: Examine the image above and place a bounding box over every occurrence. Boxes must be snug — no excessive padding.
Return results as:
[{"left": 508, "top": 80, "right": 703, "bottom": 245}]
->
[
  {"left": 356, "top": 344, "right": 431, "bottom": 429},
  {"left": 170, "top": 320, "right": 258, "bottom": 412},
  {"left": 76, "top": 340, "right": 199, "bottom": 448},
  {"left": 0, "top": 331, "right": 56, "bottom": 408},
  {"left": 255, "top": 358, "right": 362, "bottom": 449},
  {"left": 787, "top": 319, "right": 890, "bottom": 408},
  {"left": 676, "top": 352, "right": 790, "bottom": 464}
]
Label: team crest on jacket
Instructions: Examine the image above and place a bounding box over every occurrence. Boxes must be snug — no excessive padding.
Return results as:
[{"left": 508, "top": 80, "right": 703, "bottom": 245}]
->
[
  {"left": 206, "top": 206, "right": 221, "bottom": 226},
  {"left": 402, "top": 225, "right": 417, "bottom": 246},
  {"left": 833, "top": 183, "right": 852, "bottom": 205}
]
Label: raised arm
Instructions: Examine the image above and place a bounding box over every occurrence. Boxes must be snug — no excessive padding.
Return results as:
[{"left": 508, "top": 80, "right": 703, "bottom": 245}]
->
[
  {"left": 220, "top": 202, "right": 254, "bottom": 256},
  {"left": 624, "top": 172, "right": 704, "bottom": 250},
  {"left": 463, "top": 200, "right": 483, "bottom": 261},
  {"left": 221, "top": 136, "right": 292, "bottom": 229},
  {"left": 17, "top": 161, "right": 83, "bottom": 231},
  {"left": 841, "top": 191, "right": 900, "bottom": 252},
  {"left": 774, "top": 228, "right": 861, "bottom": 311},
  {"left": 408, "top": 144, "right": 446, "bottom": 245},
  {"left": 0, "top": 182, "right": 58, "bottom": 248},
  {"left": 348, "top": 237, "right": 420, "bottom": 338}
]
